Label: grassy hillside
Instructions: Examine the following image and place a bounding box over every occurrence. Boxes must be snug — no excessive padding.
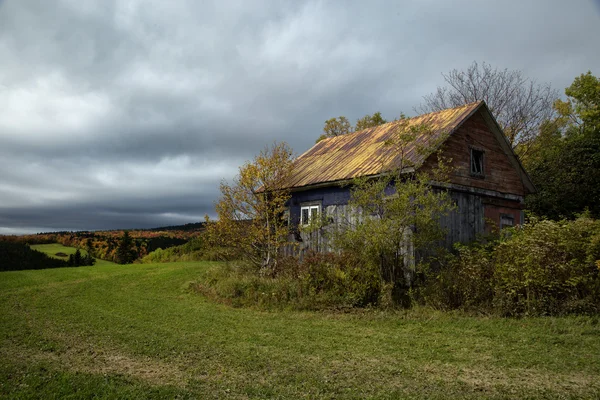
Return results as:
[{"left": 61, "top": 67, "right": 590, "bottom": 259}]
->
[
  {"left": 31, "top": 243, "right": 116, "bottom": 267},
  {"left": 1, "top": 262, "right": 599, "bottom": 399}
]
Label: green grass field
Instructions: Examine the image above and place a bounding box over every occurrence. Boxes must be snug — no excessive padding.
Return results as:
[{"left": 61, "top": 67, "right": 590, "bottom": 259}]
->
[
  {"left": 1, "top": 259, "right": 599, "bottom": 399},
  {"left": 30, "top": 243, "right": 116, "bottom": 267}
]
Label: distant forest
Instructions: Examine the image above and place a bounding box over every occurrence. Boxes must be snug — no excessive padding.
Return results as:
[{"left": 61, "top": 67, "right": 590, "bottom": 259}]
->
[
  {"left": 0, "top": 241, "right": 68, "bottom": 272},
  {"left": 0, "top": 223, "right": 205, "bottom": 267}
]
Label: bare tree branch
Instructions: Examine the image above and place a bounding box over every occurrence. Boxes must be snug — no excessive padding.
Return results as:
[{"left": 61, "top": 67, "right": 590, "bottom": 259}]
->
[{"left": 419, "top": 62, "right": 559, "bottom": 156}]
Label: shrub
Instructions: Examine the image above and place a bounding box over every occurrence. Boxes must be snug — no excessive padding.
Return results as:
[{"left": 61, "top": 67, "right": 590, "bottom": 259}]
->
[
  {"left": 420, "top": 216, "right": 600, "bottom": 316},
  {"left": 299, "top": 252, "right": 381, "bottom": 308},
  {"left": 192, "top": 261, "right": 304, "bottom": 309},
  {"left": 140, "top": 236, "right": 238, "bottom": 263},
  {"left": 194, "top": 215, "right": 600, "bottom": 315},
  {"left": 493, "top": 217, "right": 600, "bottom": 316},
  {"left": 415, "top": 244, "right": 495, "bottom": 312},
  {"left": 193, "top": 252, "right": 381, "bottom": 310}
]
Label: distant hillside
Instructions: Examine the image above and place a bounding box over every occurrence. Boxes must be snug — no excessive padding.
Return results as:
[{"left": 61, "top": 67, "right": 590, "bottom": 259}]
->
[{"left": 1, "top": 225, "right": 204, "bottom": 264}]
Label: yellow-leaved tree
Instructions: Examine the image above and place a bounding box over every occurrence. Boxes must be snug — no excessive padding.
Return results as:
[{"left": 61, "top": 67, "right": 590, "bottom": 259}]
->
[{"left": 207, "top": 142, "right": 294, "bottom": 274}]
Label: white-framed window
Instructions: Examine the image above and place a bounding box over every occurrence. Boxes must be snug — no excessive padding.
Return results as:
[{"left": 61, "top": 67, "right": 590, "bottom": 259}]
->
[{"left": 300, "top": 205, "right": 320, "bottom": 226}]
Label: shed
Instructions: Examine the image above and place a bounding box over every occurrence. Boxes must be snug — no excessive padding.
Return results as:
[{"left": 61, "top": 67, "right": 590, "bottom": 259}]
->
[{"left": 282, "top": 101, "right": 535, "bottom": 254}]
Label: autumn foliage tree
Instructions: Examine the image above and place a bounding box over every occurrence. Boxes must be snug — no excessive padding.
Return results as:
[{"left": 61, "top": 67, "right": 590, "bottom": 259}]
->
[{"left": 208, "top": 142, "right": 295, "bottom": 273}]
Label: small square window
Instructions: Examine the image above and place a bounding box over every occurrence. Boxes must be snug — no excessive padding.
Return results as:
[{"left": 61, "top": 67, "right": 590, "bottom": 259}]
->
[
  {"left": 300, "top": 205, "right": 320, "bottom": 225},
  {"left": 471, "top": 148, "right": 485, "bottom": 176},
  {"left": 500, "top": 214, "right": 514, "bottom": 229}
]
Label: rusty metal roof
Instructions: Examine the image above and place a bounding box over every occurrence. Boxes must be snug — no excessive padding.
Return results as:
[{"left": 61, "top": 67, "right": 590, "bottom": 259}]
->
[{"left": 284, "top": 101, "right": 483, "bottom": 190}]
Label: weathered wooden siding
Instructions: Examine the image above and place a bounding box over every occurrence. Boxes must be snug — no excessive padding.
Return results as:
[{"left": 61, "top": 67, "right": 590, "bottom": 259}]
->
[
  {"left": 286, "top": 185, "right": 524, "bottom": 258},
  {"left": 285, "top": 186, "right": 353, "bottom": 256},
  {"left": 437, "top": 190, "right": 522, "bottom": 247},
  {"left": 287, "top": 185, "right": 351, "bottom": 227},
  {"left": 421, "top": 109, "right": 528, "bottom": 196},
  {"left": 438, "top": 190, "right": 485, "bottom": 248}
]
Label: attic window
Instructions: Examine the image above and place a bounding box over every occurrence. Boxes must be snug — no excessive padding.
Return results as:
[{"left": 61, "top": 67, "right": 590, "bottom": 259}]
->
[{"left": 470, "top": 148, "right": 485, "bottom": 177}]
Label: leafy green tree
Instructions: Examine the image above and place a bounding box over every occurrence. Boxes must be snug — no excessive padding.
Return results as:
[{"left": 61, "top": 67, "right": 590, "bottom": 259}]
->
[
  {"left": 116, "top": 231, "right": 137, "bottom": 264},
  {"left": 525, "top": 72, "right": 600, "bottom": 219},
  {"left": 554, "top": 71, "right": 600, "bottom": 132},
  {"left": 355, "top": 112, "right": 387, "bottom": 131},
  {"left": 332, "top": 117, "right": 455, "bottom": 305},
  {"left": 85, "top": 238, "right": 95, "bottom": 258},
  {"left": 83, "top": 252, "right": 96, "bottom": 266},
  {"left": 316, "top": 116, "right": 352, "bottom": 142},
  {"left": 316, "top": 113, "right": 388, "bottom": 143}
]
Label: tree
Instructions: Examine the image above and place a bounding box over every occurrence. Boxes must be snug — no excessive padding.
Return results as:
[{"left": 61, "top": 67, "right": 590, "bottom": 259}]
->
[
  {"left": 554, "top": 71, "right": 600, "bottom": 133},
  {"left": 355, "top": 112, "right": 387, "bottom": 131},
  {"left": 83, "top": 252, "right": 95, "bottom": 266},
  {"left": 332, "top": 117, "right": 455, "bottom": 304},
  {"left": 525, "top": 72, "right": 600, "bottom": 219},
  {"left": 116, "top": 231, "right": 137, "bottom": 264},
  {"left": 316, "top": 116, "right": 352, "bottom": 142},
  {"left": 420, "top": 61, "right": 558, "bottom": 159},
  {"left": 84, "top": 238, "right": 95, "bottom": 258},
  {"left": 208, "top": 142, "right": 295, "bottom": 273},
  {"left": 73, "top": 249, "right": 83, "bottom": 266},
  {"left": 316, "top": 113, "right": 388, "bottom": 143}
]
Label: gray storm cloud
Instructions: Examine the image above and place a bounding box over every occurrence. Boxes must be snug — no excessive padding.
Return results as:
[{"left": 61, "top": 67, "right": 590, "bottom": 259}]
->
[{"left": 0, "top": 0, "right": 599, "bottom": 233}]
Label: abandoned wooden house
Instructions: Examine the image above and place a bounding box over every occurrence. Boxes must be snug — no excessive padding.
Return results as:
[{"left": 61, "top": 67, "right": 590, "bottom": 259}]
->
[{"left": 281, "top": 101, "right": 535, "bottom": 255}]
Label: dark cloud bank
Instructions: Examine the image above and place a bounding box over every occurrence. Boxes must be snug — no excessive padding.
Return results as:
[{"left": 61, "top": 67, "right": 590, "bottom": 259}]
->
[{"left": 0, "top": 0, "right": 599, "bottom": 234}]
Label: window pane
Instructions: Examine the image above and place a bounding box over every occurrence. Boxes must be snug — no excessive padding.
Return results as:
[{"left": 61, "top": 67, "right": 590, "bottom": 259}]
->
[
  {"left": 500, "top": 214, "right": 514, "bottom": 229},
  {"left": 310, "top": 207, "right": 319, "bottom": 222},
  {"left": 301, "top": 208, "right": 309, "bottom": 225},
  {"left": 471, "top": 149, "right": 484, "bottom": 175}
]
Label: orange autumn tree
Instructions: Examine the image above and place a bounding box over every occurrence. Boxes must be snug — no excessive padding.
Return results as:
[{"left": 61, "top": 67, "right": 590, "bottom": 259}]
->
[{"left": 208, "top": 142, "right": 294, "bottom": 273}]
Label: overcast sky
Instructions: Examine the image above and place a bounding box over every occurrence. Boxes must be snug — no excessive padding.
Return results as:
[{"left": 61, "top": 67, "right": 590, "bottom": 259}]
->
[{"left": 1, "top": 0, "right": 599, "bottom": 234}]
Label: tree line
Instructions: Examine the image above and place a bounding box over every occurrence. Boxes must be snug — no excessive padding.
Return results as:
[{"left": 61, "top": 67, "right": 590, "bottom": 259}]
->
[
  {"left": 0, "top": 241, "right": 70, "bottom": 272},
  {"left": 1, "top": 229, "right": 194, "bottom": 265}
]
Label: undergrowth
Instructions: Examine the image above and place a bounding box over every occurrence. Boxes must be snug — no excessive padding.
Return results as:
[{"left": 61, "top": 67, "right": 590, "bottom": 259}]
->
[
  {"left": 161, "top": 216, "right": 600, "bottom": 316},
  {"left": 192, "top": 252, "right": 382, "bottom": 310},
  {"left": 418, "top": 216, "right": 600, "bottom": 316}
]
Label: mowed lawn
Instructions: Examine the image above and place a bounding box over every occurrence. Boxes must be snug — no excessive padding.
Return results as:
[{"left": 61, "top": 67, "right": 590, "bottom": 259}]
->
[
  {"left": 30, "top": 243, "right": 117, "bottom": 267},
  {"left": 1, "top": 262, "right": 599, "bottom": 399}
]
